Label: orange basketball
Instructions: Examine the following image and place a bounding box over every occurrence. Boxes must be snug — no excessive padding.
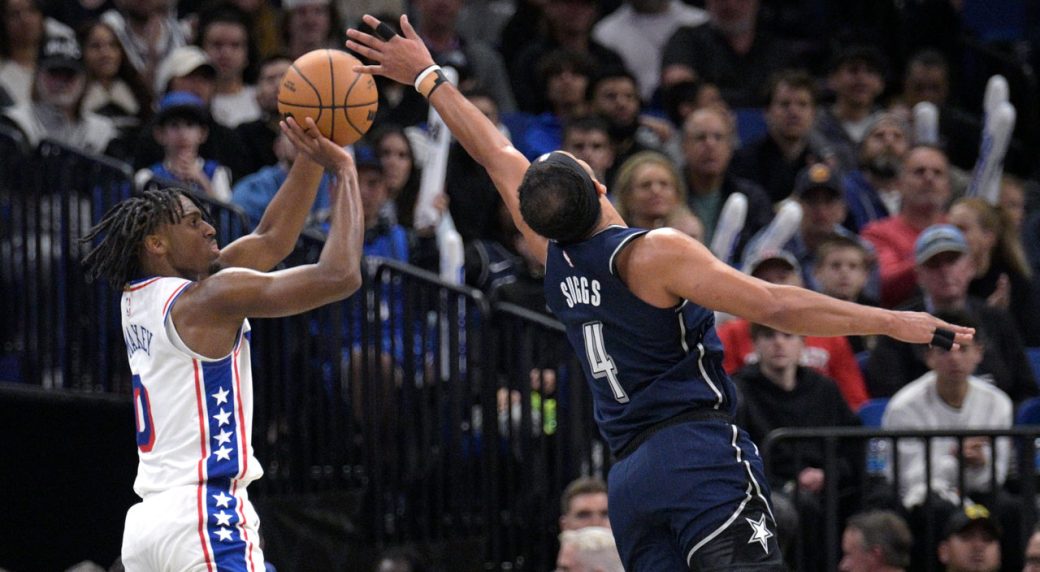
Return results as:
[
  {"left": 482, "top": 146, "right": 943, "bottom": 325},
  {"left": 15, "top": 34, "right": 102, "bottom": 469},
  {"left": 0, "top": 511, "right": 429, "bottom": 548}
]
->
[{"left": 278, "top": 49, "right": 378, "bottom": 146}]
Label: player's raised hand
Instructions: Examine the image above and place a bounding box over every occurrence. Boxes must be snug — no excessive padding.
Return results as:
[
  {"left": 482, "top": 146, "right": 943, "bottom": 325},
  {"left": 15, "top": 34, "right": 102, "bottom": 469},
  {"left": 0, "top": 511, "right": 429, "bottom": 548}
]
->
[
  {"left": 279, "top": 116, "right": 353, "bottom": 173},
  {"left": 346, "top": 14, "right": 435, "bottom": 87},
  {"left": 888, "top": 310, "right": 975, "bottom": 350}
]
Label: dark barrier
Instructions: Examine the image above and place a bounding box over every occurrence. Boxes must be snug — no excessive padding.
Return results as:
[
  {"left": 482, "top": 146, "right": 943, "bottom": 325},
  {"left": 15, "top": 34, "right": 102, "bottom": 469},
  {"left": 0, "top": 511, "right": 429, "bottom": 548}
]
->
[{"left": 763, "top": 426, "right": 1040, "bottom": 572}]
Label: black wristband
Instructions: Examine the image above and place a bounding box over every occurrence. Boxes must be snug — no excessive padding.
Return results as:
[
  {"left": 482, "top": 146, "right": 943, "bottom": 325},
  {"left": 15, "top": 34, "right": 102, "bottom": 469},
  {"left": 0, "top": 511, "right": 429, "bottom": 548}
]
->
[
  {"left": 375, "top": 22, "right": 398, "bottom": 41},
  {"left": 929, "top": 328, "right": 955, "bottom": 350}
]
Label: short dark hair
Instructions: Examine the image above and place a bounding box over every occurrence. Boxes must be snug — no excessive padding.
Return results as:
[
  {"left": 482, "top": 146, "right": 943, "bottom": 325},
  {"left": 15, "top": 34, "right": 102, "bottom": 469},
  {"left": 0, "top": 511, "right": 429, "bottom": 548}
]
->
[
  {"left": 828, "top": 44, "right": 887, "bottom": 77},
  {"left": 587, "top": 67, "right": 639, "bottom": 102},
  {"left": 518, "top": 158, "right": 601, "bottom": 243},
  {"left": 906, "top": 48, "right": 949, "bottom": 75},
  {"left": 846, "top": 510, "right": 913, "bottom": 568},
  {"left": 815, "top": 235, "right": 869, "bottom": 267},
  {"left": 537, "top": 49, "right": 595, "bottom": 85},
  {"left": 563, "top": 115, "right": 610, "bottom": 141},
  {"left": 766, "top": 69, "right": 817, "bottom": 107},
  {"left": 560, "top": 476, "right": 607, "bottom": 514}
]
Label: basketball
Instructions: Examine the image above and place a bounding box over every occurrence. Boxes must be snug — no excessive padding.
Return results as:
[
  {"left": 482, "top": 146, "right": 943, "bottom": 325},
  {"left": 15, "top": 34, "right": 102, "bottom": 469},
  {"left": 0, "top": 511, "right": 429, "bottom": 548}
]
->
[{"left": 278, "top": 49, "right": 378, "bottom": 146}]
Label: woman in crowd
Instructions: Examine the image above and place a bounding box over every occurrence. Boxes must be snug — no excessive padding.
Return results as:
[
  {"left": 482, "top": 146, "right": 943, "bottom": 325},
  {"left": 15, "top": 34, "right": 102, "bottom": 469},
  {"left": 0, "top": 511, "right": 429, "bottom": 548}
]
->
[{"left": 77, "top": 19, "right": 152, "bottom": 136}]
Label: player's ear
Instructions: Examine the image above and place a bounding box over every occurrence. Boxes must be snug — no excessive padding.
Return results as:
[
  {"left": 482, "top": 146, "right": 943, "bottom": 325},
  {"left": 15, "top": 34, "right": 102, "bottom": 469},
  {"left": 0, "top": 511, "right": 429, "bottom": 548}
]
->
[
  {"left": 142, "top": 232, "right": 169, "bottom": 256},
  {"left": 595, "top": 179, "right": 607, "bottom": 196}
]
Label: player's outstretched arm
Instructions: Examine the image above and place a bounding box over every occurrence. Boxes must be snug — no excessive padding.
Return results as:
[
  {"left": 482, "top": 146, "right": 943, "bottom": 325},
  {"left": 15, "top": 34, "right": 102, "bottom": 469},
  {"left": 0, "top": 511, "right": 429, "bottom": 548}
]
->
[
  {"left": 634, "top": 229, "right": 975, "bottom": 347},
  {"left": 346, "top": 14, "right": 547, "bottom": 262},
  {"left": 218, "top": 117, "right": 326, "bottom": 272},
  {"left": 172, "top": 120, "right": 364, "bottom": 357}
]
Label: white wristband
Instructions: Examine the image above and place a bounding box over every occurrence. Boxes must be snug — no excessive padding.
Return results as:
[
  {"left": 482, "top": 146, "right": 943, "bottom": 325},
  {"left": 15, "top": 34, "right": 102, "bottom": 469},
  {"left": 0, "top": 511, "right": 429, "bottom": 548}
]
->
[{"left": 413, "top": 65, "right": 442, "bottom": 92}]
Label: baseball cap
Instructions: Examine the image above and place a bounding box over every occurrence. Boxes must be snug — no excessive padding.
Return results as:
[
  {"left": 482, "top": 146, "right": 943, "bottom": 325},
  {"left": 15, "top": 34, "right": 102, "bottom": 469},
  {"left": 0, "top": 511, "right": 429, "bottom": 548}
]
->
[
  {"left": 38, "top": 35, "right": 83, "bottom": 73},
  {"left": 914, "top": 224, "right": 968, "bottom": 265},
  {"left": 154, "top": 91, "right": 210, "bottom": 126},
  {"left": 744, "top": 249, "right": 801, "bottom": 278},
  {"left": 942, "top": 504, "right": 1001, "bottom": 540},
  {"left": 793, "top": 163, "right": 843, "bottom": 199},
  {"left": 154, "top": 46, "right": 216, "bottom": 95},
  {"left": 353, "top": 144, "right": 382, "bottom": 172}
]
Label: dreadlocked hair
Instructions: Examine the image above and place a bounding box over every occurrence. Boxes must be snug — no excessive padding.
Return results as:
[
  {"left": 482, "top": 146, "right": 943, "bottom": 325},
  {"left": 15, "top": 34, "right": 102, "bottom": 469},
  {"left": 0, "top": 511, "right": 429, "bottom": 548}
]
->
[{"left": 80, "top": 187, "right": 203, "bottom": 289}]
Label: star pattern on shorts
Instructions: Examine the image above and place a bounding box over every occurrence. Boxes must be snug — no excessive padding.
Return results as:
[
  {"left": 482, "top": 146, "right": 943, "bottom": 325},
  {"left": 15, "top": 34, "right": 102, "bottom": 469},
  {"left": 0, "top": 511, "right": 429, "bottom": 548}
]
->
[
  {"left": 214, "top": 429, "right": 233, "bottom": 446},
  {"left": 215, "top": 527, "right": 233, "bottom": 542},
  {"left": 214, "top": 510, "right": 233, "bottom": 526},
  {"left": 213, "top": 408, "right": 231, "bottom": 427},
  {"left": 212, "top": 387, "right": 229, "bottom": 406},
  {"left": 213, "top": 491, "right": 232, "bottom": 508},
  {"left": 746, "top": 514, "right": 773, "bottom": 554},
  {"left": 214, "top": 446, "right": 232, "bottom": 461}
]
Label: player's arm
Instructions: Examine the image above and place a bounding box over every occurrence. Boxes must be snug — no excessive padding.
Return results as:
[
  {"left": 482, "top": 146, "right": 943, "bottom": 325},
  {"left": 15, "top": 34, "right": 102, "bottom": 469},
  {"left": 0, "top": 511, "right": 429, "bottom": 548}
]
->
[
  {"left": 216, "top": 117, "right": 326, "bottom": 272},
  {"left": 345, "top": 14, "right": 547, "bottom": 264},
  {"left": 173, "top": 120, "right": 365, "bottom": 357},
  {"left": 630, "top": 228, "right": 974, "bottom": 346}
]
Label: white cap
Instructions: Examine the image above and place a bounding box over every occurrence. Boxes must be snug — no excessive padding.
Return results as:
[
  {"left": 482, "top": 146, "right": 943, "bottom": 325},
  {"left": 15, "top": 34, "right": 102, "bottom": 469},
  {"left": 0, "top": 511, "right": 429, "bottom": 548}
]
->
[{"left": 154, "top": 46, "right": 216, "bottom": 94}]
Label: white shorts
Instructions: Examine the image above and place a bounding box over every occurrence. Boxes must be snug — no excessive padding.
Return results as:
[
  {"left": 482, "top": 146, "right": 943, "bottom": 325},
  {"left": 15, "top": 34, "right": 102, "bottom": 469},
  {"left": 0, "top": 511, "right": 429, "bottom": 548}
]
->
[{"left": 121, "top": 484, "right": 265, "bottom": 572}]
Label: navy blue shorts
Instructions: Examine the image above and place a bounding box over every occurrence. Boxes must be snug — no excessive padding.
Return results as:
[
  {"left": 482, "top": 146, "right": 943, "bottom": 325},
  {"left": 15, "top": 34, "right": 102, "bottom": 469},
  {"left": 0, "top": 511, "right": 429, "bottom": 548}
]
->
[{"left": 608, "top": 420, "right": 782, "bottom": 571}]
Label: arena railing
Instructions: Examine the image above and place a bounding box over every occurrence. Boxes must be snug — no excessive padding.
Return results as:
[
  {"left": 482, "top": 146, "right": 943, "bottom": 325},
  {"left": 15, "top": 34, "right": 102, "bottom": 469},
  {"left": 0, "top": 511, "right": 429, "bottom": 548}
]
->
[{"left": 763, "top": 426, "right": 1040, "bottom": 572}]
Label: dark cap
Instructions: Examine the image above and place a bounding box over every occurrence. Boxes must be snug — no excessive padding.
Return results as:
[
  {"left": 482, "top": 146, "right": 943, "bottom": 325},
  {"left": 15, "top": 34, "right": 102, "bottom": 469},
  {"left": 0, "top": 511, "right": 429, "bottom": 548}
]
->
[
  {"left": 943, "top": 504, "right": 1001, "bottom": 540},
  {"left": 38, "top": 35, "right": 83, "bottom": 73},
  {"left": 794, "top": 163, "right": 843, "bottom": 199},
  {"left": 743, "top": 249, "right": 801, "bottom": 278},
  {"left": 155, "top": 91, "right": 210, "bottom": 126},
  {"left": 353, "top": 144, "right": 382, "bottom": 172}
]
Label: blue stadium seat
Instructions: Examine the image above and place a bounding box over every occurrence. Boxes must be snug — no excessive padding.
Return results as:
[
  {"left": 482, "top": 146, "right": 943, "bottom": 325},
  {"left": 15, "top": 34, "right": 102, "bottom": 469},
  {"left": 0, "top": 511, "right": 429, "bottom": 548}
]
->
[
  {"left": 858, "top": 398, "right": 889, "bottom": 428},
  {"left": 1027, "top": 347, "right": 1040, "bottom": 386},
  {"left": 1016, "top": 396, "right": 1040, "bottom": 426}
]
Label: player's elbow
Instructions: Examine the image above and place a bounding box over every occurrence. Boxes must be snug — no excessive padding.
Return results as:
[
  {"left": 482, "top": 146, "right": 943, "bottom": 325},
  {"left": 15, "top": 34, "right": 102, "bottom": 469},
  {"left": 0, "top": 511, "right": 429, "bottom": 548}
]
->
[{"left": 328, "top": 267, "right": 362, "bottom": 301}]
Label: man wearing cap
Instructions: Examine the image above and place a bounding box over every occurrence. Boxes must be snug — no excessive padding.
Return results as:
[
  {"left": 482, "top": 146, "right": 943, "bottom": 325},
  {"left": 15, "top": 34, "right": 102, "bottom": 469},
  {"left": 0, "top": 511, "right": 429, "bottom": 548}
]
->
[
  {"left": 862, "top": 145, "right": 952, "bottom": 308},
  {"left": 938, "top": 505, "right": 1002, "bottom": 572},
  {"left": 841, "top": 112, "right": 911, "bottom": 233},
  {"left": 866, "top": 224, "right": 1037, "bottom": 402},
  {"left": 0, "top": 35, "right": 117, "bottom": 154}
]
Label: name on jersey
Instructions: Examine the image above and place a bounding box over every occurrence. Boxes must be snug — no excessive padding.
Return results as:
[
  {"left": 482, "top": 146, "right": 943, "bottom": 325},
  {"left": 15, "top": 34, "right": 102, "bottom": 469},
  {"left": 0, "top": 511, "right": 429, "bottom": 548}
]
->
[
  {"left": 124, "top": 324, "right": 154, "bottom": 357},
  {"left": 560, "top": 276, "right": 601, "bottom": 308}
]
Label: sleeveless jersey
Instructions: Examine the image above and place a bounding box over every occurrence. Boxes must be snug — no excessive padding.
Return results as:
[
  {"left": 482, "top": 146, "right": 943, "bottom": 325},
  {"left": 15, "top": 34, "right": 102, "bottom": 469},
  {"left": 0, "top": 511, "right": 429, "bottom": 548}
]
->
[
  {"left": 544, "top": 226, "right": 736, "bottom": 454},
  {"left": 122, "top": 276, "right": 262, "bottom": 499}
]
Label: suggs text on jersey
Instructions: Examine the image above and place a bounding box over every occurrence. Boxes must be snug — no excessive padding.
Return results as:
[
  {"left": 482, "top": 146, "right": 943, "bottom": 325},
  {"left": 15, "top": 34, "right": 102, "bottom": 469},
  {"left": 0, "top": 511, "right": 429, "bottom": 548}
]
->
[{"left": 560, "top": 276, "right": 601, "bottom": 308}]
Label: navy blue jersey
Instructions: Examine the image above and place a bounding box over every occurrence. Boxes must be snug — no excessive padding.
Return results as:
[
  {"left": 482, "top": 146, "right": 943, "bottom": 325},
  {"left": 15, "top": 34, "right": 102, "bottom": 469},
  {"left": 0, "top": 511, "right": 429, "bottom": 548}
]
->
[{"left": 544, "top": 225, "right": 737, "bottom": 454}]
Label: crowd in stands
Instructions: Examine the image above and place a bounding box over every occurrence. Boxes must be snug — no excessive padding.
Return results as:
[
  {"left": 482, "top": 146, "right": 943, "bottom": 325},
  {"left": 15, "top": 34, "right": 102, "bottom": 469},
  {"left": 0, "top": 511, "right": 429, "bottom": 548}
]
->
[{"left": 4, "top": 0, "right": 1040, "bottom": 570}]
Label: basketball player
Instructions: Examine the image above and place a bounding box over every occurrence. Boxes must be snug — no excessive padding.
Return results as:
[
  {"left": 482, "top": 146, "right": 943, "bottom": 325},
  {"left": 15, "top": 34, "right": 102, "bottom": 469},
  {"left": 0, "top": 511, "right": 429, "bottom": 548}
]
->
[
  {"left": 81, "top": 117, "right": 364, "bottom": 570},
  {"left": 347, "top": 15, "right": 973, "bottom": 572}
]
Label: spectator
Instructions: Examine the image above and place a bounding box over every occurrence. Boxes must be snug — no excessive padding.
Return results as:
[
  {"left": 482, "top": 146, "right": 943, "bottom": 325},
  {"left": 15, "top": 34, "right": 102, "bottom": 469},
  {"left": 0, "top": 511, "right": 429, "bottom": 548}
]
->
[
  {"left": 562, "top": 115, "right": 615, "bottom": 185},
  {"left": 731, "top": 69, "right": 827, "bottom": 204},
  {"left": 998, "top": 175, "right": 1027, "bottom": 234},
  {"left": 590, "top": 0, "right": 707, "bottom": 103},
  {"left": 412, "top": 0, "right": 515, "bottom": 113},
  {"left": 719, "top": 250, "right": 869, "bottom": 410},
  {"left": 948, "top": 197, "right": 1040, "bottom": 346},
  {"left": 509, "top": 49, "right": 594, "bottom": 160},
  {"left": 556, "top": 526, "right": 624, "bottom": 572},
  {"left": 510, "top": 0, "right": 622, "bottom": 114},
  {"left": 444, "top": 88, "right": 504, "bottom": 244},
  {"left": 231, "top": 131, "right": 332, "bottom": 228},
  {"left": 78, "top": 19, "right": 153, "bottom": 135},
  {"left": 199, "top": 7, "right": 260, "bottom": 128},
  {"left": 839, "top": 510, "right": 913, "bottom": 572},
  {"left": 134, "top": 91, "right": 232, "bottom": 202},
  {"left": 937, "top": 505, "right": 1003, "bottom": 572},
  {"left": 882, "top": 310, "right": 1012, "bottom": 509},
  {"left": 865, "top": 225, "right": 1037, "bottom": 402},
  {"left": 1024, "top": 526, "right": 1040, "bottom": 572},
  {"left": 225, "top": 0, "right": 283, "bottom": 61},
  {"left": 814, "top": 45, "right": 887, "bottom": 173},
  {"left": 587, "top": 68, "right": 665, "bottom": 183},
  {"left": 841, "top": 113, "right": 910, "bottom": 233},
  {"left": 559, "top": 476, "right": 609, "bottom": 531},
  {"left": 281, "top": 0, "right": 342, "bottom": 60},
  {"left": 234, "top": 53, "right": 292, "bottom": 175},
  {"left": 679, "top": 105, "right": 772, "bottom": 255},
  {"left": 862, "top": 145, "right": 951, "bottom": 308},
  {"left": 100, "top": 0, "right": 188, "bottom": 89},
  {"left": 611, "top": 150, "right": 689, "bottom": 230},
  {"left": 0, "top": 0, "right": 76, "bottom": 107},
  {"left": 813, "top": 236, "right": 877, "bottom": 354},
  {"left": 660, "top": 0, "right": 802, "bottom": 107},
  {"left": 0, "top": 34, "right": 117, "bottom": 154}
]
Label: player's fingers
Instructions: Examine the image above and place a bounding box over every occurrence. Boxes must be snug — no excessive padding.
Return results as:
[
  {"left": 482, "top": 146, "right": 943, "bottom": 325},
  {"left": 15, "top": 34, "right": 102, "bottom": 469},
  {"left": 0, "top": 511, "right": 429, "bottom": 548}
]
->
[
  {"left": 346, "top": 26, "right": 380, "bottom": 51},
  {"left": 400, "top": 14, "right": 419, "bottom": 40},
  {"left": 352, "top": 64, "right": 381, "bottom": 76},
  {"left": 345, "top": 39, "right": 380, "bottom": 61}
]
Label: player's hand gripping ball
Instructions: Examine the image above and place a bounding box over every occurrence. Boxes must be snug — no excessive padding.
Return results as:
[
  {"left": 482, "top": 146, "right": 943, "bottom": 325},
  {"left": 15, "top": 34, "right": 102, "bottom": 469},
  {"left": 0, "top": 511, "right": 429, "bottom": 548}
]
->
[{"left": 278, "top": 49, "right": 378, "bottom": 146}]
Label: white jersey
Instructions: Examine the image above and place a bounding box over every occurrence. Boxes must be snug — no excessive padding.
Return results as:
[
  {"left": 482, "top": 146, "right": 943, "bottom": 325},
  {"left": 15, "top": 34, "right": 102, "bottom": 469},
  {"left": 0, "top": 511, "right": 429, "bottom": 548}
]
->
[{"left": 122, "top": 276, "right": 263, "bottom": 500}]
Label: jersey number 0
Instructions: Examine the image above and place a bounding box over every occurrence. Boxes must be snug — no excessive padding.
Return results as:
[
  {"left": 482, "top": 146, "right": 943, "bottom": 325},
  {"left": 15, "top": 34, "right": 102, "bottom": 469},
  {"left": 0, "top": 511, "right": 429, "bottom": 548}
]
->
[{"left": 582, "top": 321, "right": 629, "bottom": 403}]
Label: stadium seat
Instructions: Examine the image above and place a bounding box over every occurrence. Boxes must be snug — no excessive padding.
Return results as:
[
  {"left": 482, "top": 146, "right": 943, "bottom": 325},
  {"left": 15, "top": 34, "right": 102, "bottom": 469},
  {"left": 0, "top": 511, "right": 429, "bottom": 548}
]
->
[
  {"left": 857, "top": 397, "right": 889, "bottom": 427},
  {"left": 1016, "top": 396, "right": 1040, "bottom": 426},
  {"left": 1027, "top": 347, "right": 1040, "bottom": 386},
  {"left": 733, "top": 108, "right": 767, "bottom": 144}
]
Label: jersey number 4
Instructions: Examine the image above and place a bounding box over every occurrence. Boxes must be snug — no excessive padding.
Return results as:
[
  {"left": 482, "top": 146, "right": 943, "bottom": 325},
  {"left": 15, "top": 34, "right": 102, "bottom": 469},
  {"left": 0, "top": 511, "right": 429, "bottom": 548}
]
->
[
  {"left": 132, "top": 374, "right": 156, "bottom": 453},
  {"left": 583, "top": 321, "right": 629, "bottom": 403}
]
